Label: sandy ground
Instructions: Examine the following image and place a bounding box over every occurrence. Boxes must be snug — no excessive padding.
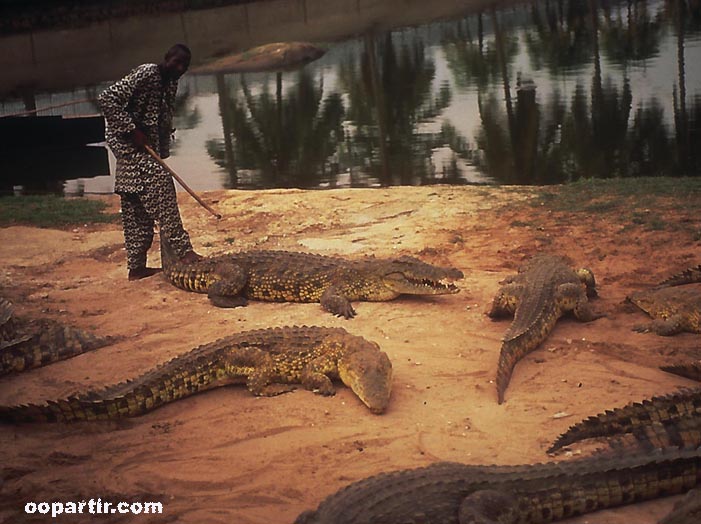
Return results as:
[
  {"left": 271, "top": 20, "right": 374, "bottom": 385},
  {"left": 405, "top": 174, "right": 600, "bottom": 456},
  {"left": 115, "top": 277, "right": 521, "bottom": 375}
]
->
[{"left": 0, "top": 185, "right": 699, "bottom": 524}]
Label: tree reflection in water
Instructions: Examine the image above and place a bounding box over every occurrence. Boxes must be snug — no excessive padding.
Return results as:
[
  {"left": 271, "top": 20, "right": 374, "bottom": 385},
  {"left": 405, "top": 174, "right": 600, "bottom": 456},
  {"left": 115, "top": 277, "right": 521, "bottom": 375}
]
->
[{"left": 201, "top": 0, "right": 700, "bottom": 188}]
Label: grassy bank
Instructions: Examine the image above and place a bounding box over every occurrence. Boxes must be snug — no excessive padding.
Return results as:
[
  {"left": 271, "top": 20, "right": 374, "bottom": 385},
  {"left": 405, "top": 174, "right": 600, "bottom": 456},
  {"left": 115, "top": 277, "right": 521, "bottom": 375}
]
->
[
  {"left": 0, "top": 195, "right": 118, "bottom": 228},
  {"left": 531, "top": 176, "right": 701, "bottom": 239},
  {"left": 534, "top": 177, "right": 701, "bottom": 211}
]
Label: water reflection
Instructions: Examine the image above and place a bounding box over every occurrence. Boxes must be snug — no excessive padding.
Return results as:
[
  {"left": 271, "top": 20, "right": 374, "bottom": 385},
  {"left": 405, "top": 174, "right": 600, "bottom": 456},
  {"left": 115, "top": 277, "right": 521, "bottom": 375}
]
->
[
  {"left": 0, "top": 0, "right": 699, "bottom": 193},
  {"left": 341, "top": 33, "right": 454, "bottom": 186},
  {"left": 207, "top": 69, "right": 345, "bottom": 188},
  {"left": 202, "top": 0, "right": 700, "bottom": 188}
]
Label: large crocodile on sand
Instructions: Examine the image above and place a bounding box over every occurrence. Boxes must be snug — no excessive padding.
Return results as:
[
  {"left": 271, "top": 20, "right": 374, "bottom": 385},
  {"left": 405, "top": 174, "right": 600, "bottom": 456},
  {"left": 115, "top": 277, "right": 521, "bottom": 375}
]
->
[
  {"left": 1, "top": 297, "right": 114, "bottom": 377},
  {"left": 487, "top": 254, "right": 601, "bottom": 404},
  {"left": 294, "top": 446, "right": 701, "bottom": 524},
  {"left": 627, "top": 284, "right": 701, "bottom": 335},
  {"left": 0, "top": 326, "right": 392, "bottom": 422},
  {"left": 160, "top": 236, "right": 463, "bottom": 318}
]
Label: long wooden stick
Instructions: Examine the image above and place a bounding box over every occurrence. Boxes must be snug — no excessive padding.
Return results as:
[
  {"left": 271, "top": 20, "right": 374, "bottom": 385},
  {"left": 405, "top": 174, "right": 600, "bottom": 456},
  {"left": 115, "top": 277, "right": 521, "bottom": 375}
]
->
[
  {"left": 1, "top": 98, "right": 97, "bottom": 118},
  {"left": 144, "top": 144, "right": 222, "bottom": 220}
]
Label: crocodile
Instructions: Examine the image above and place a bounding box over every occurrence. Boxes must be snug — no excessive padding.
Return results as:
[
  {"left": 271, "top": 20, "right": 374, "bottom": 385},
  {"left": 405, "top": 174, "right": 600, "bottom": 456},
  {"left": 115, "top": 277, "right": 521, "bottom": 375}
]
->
[
  {"left": 627, "top": 284, "right": 701, "bottom": 335},
  {"left": 0, "top": 326, "right": 392, "bottom": 422},
  {"left": 294, "top": 446, "right": 701, "bottom": 524},
  {"left": 1, "top": 297, "right": 114, "bottom": 377},
  {"left": 547, "top": 388, "right": 701, "bottom": 454},
  {"left": 662, "top": 361, "right": 701, "bottom": 382},
  {"left": 160, "top": 235, "right": 463, "bottom": 318},
  {"left": 487, "top": 254, "right": 601, "bottom": 404},
  {"left": 657, "top": 264, "right": 701, "bottom": 288}
]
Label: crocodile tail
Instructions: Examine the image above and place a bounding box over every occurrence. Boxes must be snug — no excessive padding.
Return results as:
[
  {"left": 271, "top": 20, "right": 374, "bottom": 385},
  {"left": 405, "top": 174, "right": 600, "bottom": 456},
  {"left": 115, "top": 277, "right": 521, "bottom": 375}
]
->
[
  {"left": 0, "top": 397, "right": 118, "bottom": 423},
  {"left": 0, "top": 322, "right": 115, "bottom": 377},
  {"left": 0, "top": 390, "right": 171, "bottom": 423},
  {"left": 598, "top": 416, "right": 701, "bottom": 454},
  {"left": 633, "top": 416, "right": 701, "bottom": 450},
  {"left": 495, "top": 337, "right": 534, "bottom": 404},
  {"left": 1, "top": 351, "right": 228, "bottom": 423},
  {"left": 548, "top": 390, "right": 701, "bottom": 453},
  {"left": 661, "top": 362, "right": 701, "bottom": 383},
  {"left": 548, "top": 411, "right": 618, "bottom": 453},
  {"left": 657, "top": 265, "right": 701, "bottom": 287},
  {"left": 0, "top": 403, "right": 60, "bottom": 423},
  {"left": 495, "top": 342, "right": 517, "bottom": 405},
  {"left": 496, "top": 323, "right": 550, "bottom": 404}
]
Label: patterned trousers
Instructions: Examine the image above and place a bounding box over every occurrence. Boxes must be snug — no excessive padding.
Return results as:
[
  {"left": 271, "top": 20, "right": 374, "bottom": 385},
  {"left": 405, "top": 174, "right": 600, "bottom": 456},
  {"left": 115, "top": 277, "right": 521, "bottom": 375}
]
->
[{"left": 119, "top": 175, "right": 193, "bottom": 270}]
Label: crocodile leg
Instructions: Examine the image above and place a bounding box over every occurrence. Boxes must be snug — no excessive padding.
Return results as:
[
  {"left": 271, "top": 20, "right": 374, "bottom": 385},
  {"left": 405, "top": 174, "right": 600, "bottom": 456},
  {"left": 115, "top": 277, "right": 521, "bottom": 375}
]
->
[
  {"left": 234, "top": 347, "right": 298, "bottom": 396},
  {"left": 300, "top": 356, "right": 337, "bottom": 396},
  {"left": 320, "top": 286, "right": 356, "bottom": 318},
  {"left": 207, "top": 263, "right": 248, "bottom": 308},
  {"left": 458, "top": 490, "right": 519, "bottom": 524},
  {"left": 572, "top": 297, "right": 603, "bottom": 322},
  {"left": 556, "top": 282, "right": 601, "bottom": 322},
  {"left": 487, "top": 282, "right": 522, "bottom": 318}
]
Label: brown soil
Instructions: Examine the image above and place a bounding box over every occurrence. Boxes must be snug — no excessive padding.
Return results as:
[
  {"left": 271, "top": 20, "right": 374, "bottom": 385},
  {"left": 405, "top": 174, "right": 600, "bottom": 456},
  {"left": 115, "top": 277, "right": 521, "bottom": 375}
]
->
[{"left": 0, "top": 185, "right": 699, "bottom": 523}]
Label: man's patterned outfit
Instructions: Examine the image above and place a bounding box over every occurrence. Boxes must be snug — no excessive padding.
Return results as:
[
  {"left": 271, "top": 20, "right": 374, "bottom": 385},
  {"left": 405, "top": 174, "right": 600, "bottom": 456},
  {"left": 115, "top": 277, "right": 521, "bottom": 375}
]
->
[{"left": 98, "top": 63, "right": 193, "bottom": 271}]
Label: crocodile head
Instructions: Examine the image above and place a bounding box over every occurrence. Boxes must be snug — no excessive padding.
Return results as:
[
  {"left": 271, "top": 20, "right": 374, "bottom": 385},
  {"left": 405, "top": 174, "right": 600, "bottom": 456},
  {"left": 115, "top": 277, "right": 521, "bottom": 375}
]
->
[
  {"left": 627, "top": 291, "right": 653, "bottom": 312},
  {"left": 575, "top": 267, "right": 598, "bottom": 298},
  {"left": 627, "top": 289, "right": 670, "bottom": 317},
  {"left": 338, "top": 345, "right": 392, "bottom": 414},
  {"left": 378, "top": 256, "right": 463, "bottom": 296}
]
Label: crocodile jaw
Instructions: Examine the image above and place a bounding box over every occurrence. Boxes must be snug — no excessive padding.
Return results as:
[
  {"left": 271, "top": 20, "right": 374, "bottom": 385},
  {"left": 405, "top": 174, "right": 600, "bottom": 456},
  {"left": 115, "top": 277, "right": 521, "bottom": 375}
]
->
[
  {"left": 628, "top": 292, "right": 660, "bottom": 316},
  {"left": 382, "top": 273, "right": 461, "bottom": 296}
]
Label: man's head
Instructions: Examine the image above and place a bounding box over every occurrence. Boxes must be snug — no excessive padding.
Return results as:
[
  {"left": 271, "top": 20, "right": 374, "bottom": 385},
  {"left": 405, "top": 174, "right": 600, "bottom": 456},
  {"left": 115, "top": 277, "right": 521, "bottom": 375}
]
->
[{"left": 160, "top": 44, "right": 191, "bottom": 81}]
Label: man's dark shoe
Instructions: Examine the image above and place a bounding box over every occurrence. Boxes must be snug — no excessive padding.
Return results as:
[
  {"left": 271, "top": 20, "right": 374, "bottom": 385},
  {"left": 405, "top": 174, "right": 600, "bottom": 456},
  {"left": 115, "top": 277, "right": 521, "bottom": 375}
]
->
[
  {"left": 128, "top": 267, "right": 162, "bottom": 281},
  {"left": 179, "top": 251, "right": 203, "bottom": 264}
]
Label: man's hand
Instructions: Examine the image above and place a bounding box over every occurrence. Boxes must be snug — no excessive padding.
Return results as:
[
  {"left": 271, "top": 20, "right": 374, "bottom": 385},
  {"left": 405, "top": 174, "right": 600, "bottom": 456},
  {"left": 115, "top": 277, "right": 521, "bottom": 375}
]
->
[{"left": 129, "top": 128, "right": 149, "bottom": 149}]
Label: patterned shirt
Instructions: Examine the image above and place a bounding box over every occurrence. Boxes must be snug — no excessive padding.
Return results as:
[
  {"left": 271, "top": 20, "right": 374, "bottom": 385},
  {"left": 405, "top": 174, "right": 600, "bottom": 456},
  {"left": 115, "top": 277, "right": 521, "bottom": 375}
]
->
[{"left": 98, "top": 63, "right": 178, "bottom": 193}]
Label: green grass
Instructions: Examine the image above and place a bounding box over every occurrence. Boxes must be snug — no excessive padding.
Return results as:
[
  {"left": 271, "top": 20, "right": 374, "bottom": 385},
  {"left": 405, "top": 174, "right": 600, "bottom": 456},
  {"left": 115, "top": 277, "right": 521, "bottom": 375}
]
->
[
  {"left": 532, "top": 177, "right": 701, "bottom": 212},
  {"left": 0, "top": 195, "right": 118, "bottom": 228},
  {"left": 530, "top": 177, "right": 701, "bottom": 233}
]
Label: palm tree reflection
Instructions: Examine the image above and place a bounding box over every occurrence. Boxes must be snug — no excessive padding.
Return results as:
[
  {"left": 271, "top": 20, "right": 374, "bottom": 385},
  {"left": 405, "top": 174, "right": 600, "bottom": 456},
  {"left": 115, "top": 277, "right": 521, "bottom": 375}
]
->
[
  {"left": 208, "top": 69, "right": 344, "bottom": 188},
  {"left": 340, "top": 31, "right": 452, "bottom": 186}
]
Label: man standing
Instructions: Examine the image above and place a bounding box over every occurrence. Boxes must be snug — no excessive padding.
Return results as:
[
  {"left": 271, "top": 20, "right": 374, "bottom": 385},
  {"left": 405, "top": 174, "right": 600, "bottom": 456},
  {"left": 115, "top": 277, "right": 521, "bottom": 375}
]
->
[{"left": 98, "top": 43, "right": 201, "bottom": 280}]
